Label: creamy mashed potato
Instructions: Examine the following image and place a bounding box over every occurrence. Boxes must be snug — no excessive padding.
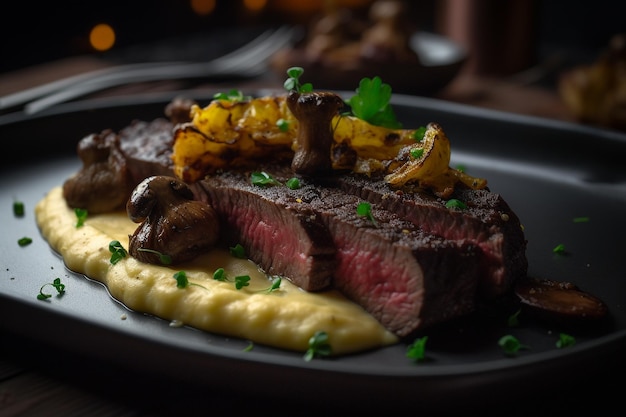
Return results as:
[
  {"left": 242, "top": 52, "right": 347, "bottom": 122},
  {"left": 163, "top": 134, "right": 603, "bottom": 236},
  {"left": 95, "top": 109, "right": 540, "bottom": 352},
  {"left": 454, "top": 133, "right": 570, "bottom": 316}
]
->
[{"left": 35, "top": 186, "right": 398, "bottom": 355}]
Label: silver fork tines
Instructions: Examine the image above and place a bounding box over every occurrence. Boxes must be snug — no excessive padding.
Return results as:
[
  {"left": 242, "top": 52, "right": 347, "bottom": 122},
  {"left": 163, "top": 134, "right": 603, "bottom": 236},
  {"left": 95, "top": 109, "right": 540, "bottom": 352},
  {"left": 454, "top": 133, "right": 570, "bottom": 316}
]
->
[{"left": 1, "top": 25, "right": 297, "bottom": 115}]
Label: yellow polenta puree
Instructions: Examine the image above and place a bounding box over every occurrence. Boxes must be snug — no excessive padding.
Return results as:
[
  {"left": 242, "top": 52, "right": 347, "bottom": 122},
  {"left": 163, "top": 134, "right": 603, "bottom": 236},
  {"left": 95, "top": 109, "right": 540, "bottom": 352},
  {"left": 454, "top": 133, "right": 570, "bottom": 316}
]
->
[{"left": 35, "top": 187, "right": 398, "bottom": 355}]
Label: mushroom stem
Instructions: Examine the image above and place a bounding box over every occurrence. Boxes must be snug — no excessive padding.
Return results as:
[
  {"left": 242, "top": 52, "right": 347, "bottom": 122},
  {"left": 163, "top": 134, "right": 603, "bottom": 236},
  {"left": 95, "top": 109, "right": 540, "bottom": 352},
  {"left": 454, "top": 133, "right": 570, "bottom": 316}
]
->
[{"left": 287, "top": 90, "right": 345, "bottom": 176}]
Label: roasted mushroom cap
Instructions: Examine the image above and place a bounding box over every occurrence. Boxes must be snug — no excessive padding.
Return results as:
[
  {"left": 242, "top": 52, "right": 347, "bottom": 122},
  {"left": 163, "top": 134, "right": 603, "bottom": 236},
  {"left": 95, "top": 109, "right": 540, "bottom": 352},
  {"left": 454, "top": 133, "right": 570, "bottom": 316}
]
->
[
  {"left": 127, "top": 175, "right": 220, "bottom": 265},
  {"left": 62, "top": 130, "right": 133, "bottom": 213}
]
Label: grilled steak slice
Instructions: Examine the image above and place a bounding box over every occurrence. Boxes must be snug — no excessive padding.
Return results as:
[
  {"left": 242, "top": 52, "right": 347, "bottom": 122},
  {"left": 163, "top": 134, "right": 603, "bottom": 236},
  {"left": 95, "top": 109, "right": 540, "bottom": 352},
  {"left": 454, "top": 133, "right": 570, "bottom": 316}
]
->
[
  {"left": 200, "top": 168, "right": 480, "bottom": 337},
  {"left": 336, "top": 173, "right": 528, "bottom": 299},
  {"left": 198, "top": 172, "right": 337, "bottom": 292}
]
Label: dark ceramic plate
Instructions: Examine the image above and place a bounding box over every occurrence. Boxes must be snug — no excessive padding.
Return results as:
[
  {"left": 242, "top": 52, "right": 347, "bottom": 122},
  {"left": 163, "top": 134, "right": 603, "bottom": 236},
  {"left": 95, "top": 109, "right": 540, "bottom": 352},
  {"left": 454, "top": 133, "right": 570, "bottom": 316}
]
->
[{"left": 1, "top": 91, "right": 625, "bottom": 415}]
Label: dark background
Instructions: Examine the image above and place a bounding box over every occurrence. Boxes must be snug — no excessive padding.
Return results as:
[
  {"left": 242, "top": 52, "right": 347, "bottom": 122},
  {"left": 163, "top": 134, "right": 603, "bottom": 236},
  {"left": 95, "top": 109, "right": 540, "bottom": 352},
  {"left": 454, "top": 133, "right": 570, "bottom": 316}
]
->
[{"left": 1, "top": 0, "right": 624, "bottom": 75}]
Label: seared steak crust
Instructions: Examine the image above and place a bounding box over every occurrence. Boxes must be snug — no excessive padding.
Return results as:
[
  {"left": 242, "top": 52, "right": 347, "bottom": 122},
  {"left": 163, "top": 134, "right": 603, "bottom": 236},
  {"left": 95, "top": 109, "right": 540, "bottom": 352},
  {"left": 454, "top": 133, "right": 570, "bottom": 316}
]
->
[
  {"left": 336, "top": 173, "right": 528, "bottom": 298},
  {"left": 200, "top": 168, "right": 480, "bottom": 337}
]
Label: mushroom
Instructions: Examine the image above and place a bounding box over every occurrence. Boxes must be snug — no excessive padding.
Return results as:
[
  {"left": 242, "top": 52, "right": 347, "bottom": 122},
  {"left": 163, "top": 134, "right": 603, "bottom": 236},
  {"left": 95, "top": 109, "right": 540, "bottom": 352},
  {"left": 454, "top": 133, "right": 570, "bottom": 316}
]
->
[
  {"left": 514, "top": 277, "right": 609, "bottom": 326},
  {"left": 126, "top": 175, "right": 220, "bottom": 265},
  {"left": 287, "top": 90, "right": 345, "bottom": 176},
  {"left": 62, "top": 130, "right": 133, "bottom": 214}
]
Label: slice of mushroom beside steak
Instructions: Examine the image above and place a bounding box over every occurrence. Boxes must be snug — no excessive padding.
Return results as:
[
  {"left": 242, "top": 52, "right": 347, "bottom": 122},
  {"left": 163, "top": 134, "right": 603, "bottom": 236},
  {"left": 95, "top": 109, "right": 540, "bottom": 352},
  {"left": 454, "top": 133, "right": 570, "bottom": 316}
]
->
[{"left": 126, "top": 175, "right": 220, "bottom": 265}]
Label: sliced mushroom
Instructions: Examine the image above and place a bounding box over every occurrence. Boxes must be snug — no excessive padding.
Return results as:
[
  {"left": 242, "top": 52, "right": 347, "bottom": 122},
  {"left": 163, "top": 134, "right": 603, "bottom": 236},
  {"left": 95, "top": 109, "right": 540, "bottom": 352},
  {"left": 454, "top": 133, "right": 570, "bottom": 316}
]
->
[
  {"left": 126, "top": 175, "right": 220, "bottom": 265},
  {"left": 514, "top": 277, "right": 609, "bottom": 326},
  {"left": 287, "top": 90, "right": 345, "bottom": 176}
]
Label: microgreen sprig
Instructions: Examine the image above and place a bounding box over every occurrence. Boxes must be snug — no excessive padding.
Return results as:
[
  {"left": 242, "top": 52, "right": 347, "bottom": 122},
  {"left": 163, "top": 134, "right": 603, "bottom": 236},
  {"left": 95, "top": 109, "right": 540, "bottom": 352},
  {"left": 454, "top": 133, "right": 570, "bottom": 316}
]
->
[
  {"left": 213, "top": 267, "right": 250, "bottom": 290},
  {"left": 213, "top": 89, "right": 251, "bottom": 102},
  {"left": 356, "top": 202, "right": 378, "bottom": 227},
  {"left": 251, "top": 171, "right": 282, "bottom": 187},
  {"left": 137, "top": 248, "right": 172, "bottom": 265},
  {"left": 37, "top": 277, "right": 66, "bottom": 300},
  {"left": 304, "top": 330, "right": 332, "bottom": 361},
  {"left": 108, "top": 240, "right": 128, "bottom": 265},
  {"left": 173, "top": 271, "right": 208, "bottom": 290},
  {"left": 556, "top": 333, "right": 576, "bottom": 348},
  {"left": 229, "top": 243, "right": 247, "bottom": 259},
  {"left": 498, "top": 334, "right": 530, "bottom": 356},
  {"left": 284, "top": 67, "right": 313, "bottom": 93},
  {"left": 445, "top": 199, "right": 467, "bottom": 210},
  {"left": 74, "top": 208, "right": 88, "bottom": 228}
]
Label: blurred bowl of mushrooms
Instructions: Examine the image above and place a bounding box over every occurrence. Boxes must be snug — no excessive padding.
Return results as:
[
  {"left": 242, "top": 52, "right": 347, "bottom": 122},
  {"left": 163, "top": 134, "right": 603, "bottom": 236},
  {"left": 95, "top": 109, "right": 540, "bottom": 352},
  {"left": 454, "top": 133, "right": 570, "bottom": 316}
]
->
[{"left": 270, "top": 0, "right": 467, "bottom": 95}]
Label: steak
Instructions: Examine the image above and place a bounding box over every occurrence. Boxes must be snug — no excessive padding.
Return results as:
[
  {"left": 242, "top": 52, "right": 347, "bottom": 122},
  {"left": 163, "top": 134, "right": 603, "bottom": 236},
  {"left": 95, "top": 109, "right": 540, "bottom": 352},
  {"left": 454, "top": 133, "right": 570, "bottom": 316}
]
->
[
  {"left": 199, "top": 168, "right": 480, "bottom": 337},
  {"left": 336, "top": 173, "right": 528, "bottom": 298}
]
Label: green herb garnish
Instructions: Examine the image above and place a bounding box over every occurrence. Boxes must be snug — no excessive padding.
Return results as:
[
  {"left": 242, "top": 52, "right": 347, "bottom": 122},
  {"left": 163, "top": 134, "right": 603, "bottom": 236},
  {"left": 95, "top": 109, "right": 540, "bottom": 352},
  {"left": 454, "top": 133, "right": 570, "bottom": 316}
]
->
[
  {"left": 108, "top": 240, "right": 128, "bottom": 264},
  {"left": 13, "top": 200, "right": 25, "bottom": 217},
  {"left": 284, "top": 66, "right": 313, "bottom": 93},
  {"left": 556, "top": 333, "right": 576, "bottom": 348},
  {"left": 37, "top": 277, "right": 66, "bottom": 300},
  {"left": 17, "top": 237, "right": 32, "bottom": 247},
  {"left": 552, "top": 243, "right": 566, "bottom": 255},
  {"left": 498, "top": 334, "right": 530, "bottom": 356},
  {"left": 346, "top": 76, "right": 401, "bottom": 129},
  {"left": 445, "top": 199, "right": 467, "bottom": 209},
  {"left": 304, "top": 330, "right": 332, "bottom": 361},
  {"left": 573, "top": 217, "right": 590, "bottom": 223},
  {"left": 213, "top": 267, "right": 251, "bottom": 290},
  {"left": 251, "top": 171, "right": 281, "bottom": 187},
  {"left": 137, "top": 248, "right": 172, "bottom": 265},
  {"left": 229, "top": 243, "right": 246, "bottom": 259},
  {"left": 276, "top": 118, "right": 290, "bottom": 132},
  {"left": 406, "top": 336, "right": 428, "bottom": 363},
  {"left": 261, "top": 276, "right": 282, "bottom": 294},
  {"left": 356, "top": 202, "right": 378, "bottom": 227},
  {"left": 507, "top": 309, "right": 521, "bottom": 327},
  {"left": 74, "top": 208, "right": 88, "bottom": 227},
  {"left": 409, "top": 148, "right": 424, "bottom": 159},
  {"left": 173, "top": 270, "right": 208, "bottom": 290},
  {"left": 286, "top": 177, "right": 301, "bottom": 189},
  {"left": 243, "top": 342, "right": 254, "bottom": 352},
  {"left": 413, "top": 126, "right": 426, "bottom": 142},
  {"left": 213, "top": 89, "right": 251, "bottom": 102}
]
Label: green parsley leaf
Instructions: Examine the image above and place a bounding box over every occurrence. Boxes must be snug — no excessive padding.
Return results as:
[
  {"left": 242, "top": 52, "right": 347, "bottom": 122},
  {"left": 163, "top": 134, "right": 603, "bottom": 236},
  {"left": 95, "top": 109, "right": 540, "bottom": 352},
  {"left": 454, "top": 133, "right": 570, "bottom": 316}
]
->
[
  {"left": 346, "top": 76, "right": 402, "bottom": 129},
  {"left": 74, "top": 208, "right": 88, "bottom": 227},
  {"left": 13, "top": 200, "right": 25, "bottom": 217},
  {"left": 229, "top": 243, "right": 246, "bottom": 259},
  {"left": 137, "top": 248, "right": 172, "bottom": 265},
  {"left": 251, "top": 171, "right": 281, "bottom": 187},
  {"left": 276, "top": 118, "right": 290, "bottom": 132},
  {"left": 286, "top": 177, "right": 301, "bottom": 189},
  {"left": 406, "top": 336, "right": 428, "bottom": 363},
  {"left": 556, "top": 333, "right": 576, "bottom": 348},
  {"left": 18, "top": 237, "right": 32, "bottom": 247},
  {"left": 413, "top": 126, "right": 427, "bottom": 142},
  {"left": 498, "top": 334, "right": 530, "bottom": 356},
  {"left": 37, "top": 277, "right": 66, "bottom": 300},
  {"left": 445, "top": 199, "right": 467, "bottom": 209},
  {"left": 304, "top": 330, "right": 332, "bottom": 361},
  {"left": 356, "top": 201, "right": 378, "bottom": 227},
  {"left": 108, "top": 240, "right": 128, "bottom": 265}
]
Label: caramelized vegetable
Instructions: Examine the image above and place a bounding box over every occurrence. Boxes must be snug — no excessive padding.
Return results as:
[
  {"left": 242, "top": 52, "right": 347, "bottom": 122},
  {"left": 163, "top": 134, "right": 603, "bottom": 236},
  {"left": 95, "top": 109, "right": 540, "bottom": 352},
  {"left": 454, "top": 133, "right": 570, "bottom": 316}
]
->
[{"left": 171, "top": 93, "right": 487, "bottom": 197}]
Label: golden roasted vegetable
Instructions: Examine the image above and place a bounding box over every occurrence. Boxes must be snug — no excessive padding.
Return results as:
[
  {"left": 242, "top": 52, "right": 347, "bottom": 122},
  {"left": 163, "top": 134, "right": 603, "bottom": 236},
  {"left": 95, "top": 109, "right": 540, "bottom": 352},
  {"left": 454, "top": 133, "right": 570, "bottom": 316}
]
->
[{"left": 171, "top": 93, "right": 487, "bottom": 197}]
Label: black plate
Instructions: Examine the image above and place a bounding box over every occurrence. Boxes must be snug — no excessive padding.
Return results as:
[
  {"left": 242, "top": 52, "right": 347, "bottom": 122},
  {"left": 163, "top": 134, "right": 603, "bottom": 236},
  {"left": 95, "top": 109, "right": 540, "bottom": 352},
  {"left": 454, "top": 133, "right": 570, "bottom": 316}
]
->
[{"left": 1, "top": 91, "right": 626, "bottom": 415}]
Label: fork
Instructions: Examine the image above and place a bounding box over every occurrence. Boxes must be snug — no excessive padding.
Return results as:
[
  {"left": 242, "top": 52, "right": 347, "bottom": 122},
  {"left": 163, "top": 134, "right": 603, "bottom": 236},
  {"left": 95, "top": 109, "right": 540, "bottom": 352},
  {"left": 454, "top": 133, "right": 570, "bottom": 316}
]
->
[{"left": 0, "top": 25, "right": 298, "bottom": 115}]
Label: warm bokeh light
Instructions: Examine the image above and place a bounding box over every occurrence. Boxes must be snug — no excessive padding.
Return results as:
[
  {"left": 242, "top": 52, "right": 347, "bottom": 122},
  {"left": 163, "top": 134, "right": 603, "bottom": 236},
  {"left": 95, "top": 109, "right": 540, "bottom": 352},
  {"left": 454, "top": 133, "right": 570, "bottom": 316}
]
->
[
  {"left": 89, "top": 23, "right": 116, "bottom": 52},
  {"left": 244, "top": 0, "right": 267, "bottom": 12},
  {"left": 190, "top": 0, "right": 216, "bottom": 16}
]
